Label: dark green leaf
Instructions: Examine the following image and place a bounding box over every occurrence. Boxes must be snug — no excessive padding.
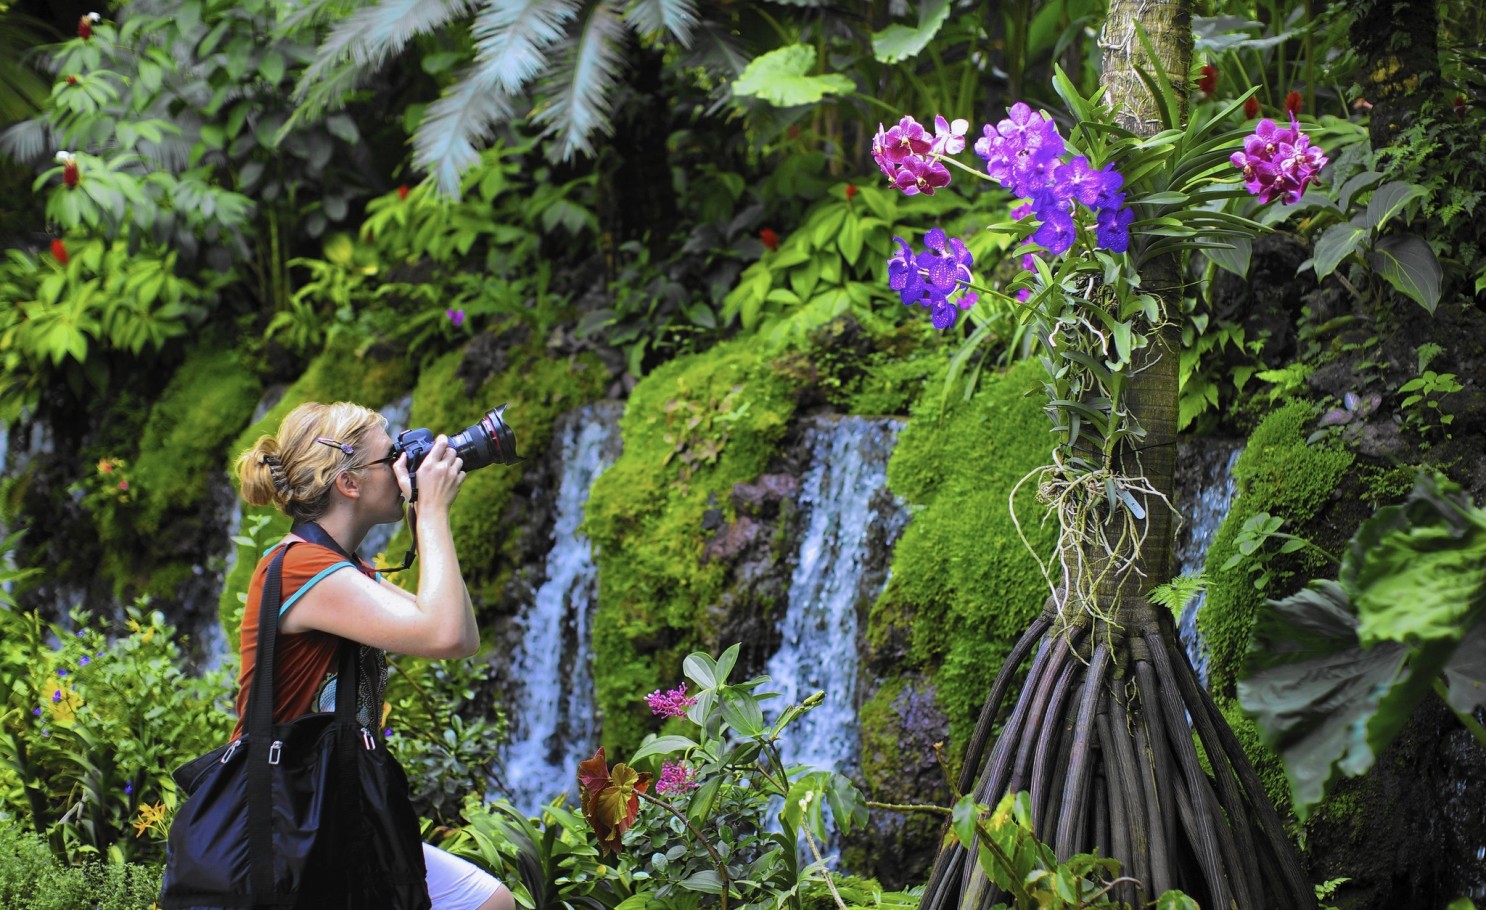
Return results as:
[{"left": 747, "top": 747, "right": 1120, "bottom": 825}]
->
[
  {"left": 1312, "top": 222, "right": 1367, "bottom": 279},
  {"left": 1365, "top": 181, "right": 1427, "bottom": 233},
  {"left": 1441, "top": 623, "right": 1486, "bottom": 716},
  {"left": 1368, "top": 234, "right": 1442, "bottom": 314}
]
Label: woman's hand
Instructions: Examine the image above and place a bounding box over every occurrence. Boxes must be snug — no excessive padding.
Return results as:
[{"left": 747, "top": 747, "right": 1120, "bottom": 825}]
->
[{"left": 392, "top": 435, "right": 465, "bottom": 511}]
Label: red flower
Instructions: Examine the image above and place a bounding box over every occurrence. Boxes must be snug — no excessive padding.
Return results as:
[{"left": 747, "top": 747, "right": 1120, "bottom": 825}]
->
[
  {"left": 50, "top": 239, "right": 69, "bottom": 265},
  {"left": 845, "top": 183, "right": 858, "bottom": 200},
  {"left": 1455, "top": 95, "right": 1469, "bottom": 118},
  {"left": 1243, "top": 96, "right": 1261, "bottom": 120},
  {"left": 65, "top": 76, "right": 78, "bottom": 86},
  {"left": 397, "top": 184, "right": 410, "bottom": 200},
  {"left": 759, "top": 228, "right": 779, "bottom": 251},
  {"left": 1284, "top": 91, "right": 1303, "bottom": 116},
  {"left": 78, "top": 13, "right": 99, "bottom": 40},
  {"left": 577, "top": 748, "right": 651, "bottom": 854},
  {"left": 1197, "top": 65, "right": 1218, "bottom": 98},
  {"left": 118, "top": 481, "right": 128, "bottom": 491}
]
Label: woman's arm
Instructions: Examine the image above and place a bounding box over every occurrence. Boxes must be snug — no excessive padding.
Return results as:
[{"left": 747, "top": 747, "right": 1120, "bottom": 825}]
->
[{"left": 281, "top": 437, "right": 480, "bottom": 659}]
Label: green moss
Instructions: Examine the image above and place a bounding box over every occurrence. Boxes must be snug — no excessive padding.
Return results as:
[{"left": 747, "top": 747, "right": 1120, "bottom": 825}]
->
[
  {"left": 1199, "top": 400, "right": 1354, "bottom": 700},
  {"left": 866, "top": 357, "right": 1060, "bottom": 754},
  {"left": 586, "top": 339, "right": 796, "bottom": 753},
  {"left": 857, "top": 678, "right": 907, "bottom": 787},
  {"left": 131, "top": 340, "right": 263, "bottom": 534}
]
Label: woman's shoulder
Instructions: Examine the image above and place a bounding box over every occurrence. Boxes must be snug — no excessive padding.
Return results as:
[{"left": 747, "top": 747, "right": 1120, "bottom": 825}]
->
[{"left": 255, "top": 535, "right": 362, "bottom": 582}]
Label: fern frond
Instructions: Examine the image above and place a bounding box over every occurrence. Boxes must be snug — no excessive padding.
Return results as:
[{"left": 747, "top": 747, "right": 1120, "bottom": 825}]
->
[
  {"left": 293, "top": 0, "right": 476, "bottom": 113},
  {"left": 412, "top": 70, "right": 516, "bottom": 197},
  {"left": 532, "top": 2, "right": 626, "bottom": 161},
  {"left": 0, "top": 119, "right": 54, "bottom": 165},
  {"left": 625, "top": 0, "right": 698, "bottom": 44},
  {"left": 469, "top": 0, "right": 582, "bottom": 95},
  {"left": 1149, "top": 572, "right": 1208, "bottom": 616}
]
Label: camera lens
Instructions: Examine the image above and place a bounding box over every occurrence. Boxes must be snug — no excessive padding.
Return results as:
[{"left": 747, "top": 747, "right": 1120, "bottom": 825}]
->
[{"left": 448, "top": 406, "right": 520, "bottom": 471}]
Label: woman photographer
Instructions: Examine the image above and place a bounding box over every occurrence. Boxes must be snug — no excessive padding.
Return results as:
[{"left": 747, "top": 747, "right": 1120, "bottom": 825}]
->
[{"left": 232, "top": 400, "right": 513, "bottom": 910}]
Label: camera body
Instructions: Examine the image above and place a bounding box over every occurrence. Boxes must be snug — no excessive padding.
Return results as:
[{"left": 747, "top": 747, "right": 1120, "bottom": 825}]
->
[{"left": 394, "top": 405, "right": 520, "bottom": 477}]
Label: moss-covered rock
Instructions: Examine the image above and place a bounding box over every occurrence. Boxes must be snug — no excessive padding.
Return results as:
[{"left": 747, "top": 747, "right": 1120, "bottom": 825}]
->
[
  {"left": 866, "top": 357, "right": 1060, "bottom": 750},
  {"left": 585, "top": 339, "right": 796, "bottom": 753},
  {"left": 851, "top": 356, "right": 1058, "bottom": 884},
  {"left": 1195, "top": 399, "right": 1355, "bottom": 814},
  {"left": 1199, "top": 399, "right": 1354, "bottom": 700}
]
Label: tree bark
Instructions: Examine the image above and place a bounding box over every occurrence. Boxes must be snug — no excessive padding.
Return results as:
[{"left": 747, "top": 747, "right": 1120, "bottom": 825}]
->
[{"left": 1348, "top": 0, "right": 1440, "bottom": 150}]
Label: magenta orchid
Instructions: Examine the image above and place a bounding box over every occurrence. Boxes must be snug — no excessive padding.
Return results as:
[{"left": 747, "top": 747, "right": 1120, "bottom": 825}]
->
[{"left": 1230, "top": 114, "right": 1328, "bottom": 205}]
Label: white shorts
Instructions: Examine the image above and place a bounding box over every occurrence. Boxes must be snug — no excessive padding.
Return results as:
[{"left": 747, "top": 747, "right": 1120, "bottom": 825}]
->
[{"left": 423, "top": 842, "right": 503, "bottom": 910}]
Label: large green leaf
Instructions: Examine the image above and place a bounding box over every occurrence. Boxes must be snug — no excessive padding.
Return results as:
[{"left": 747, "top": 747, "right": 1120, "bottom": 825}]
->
[
  {"left": 870, "top": 0, "right": 951, "bottom": 64},
  {"left": 731, "top": 45, "right": 854, "bottom": 107},
  {"left": 1343, "top": 472, "right": 1486, "bottom": 646},
  {"left": 1368, "top": 234, "right": 1442, "bottom": 314},
  {"left": 1238, "top": 581, "right": 1422, "bottom": 816},
  {"left": 1241, "top": 474, "right": 1486, "bottom": 816}
]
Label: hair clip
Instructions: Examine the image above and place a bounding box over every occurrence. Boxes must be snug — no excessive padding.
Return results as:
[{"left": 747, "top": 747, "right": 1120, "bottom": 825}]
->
[{"left": 315, "top": 436, "right": 355, "bottom": 455}]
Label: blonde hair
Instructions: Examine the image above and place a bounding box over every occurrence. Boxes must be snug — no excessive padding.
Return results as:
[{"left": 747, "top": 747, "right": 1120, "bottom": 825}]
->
[{"left": 236, "top": 401, "right": 387, "bottom": 522}]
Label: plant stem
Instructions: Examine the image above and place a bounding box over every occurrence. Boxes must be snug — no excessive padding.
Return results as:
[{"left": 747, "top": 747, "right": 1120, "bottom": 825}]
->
[
  {"left": 865, "top": 799, "right": 953, "bottom": 816},
  {"left": 800, "top": 824, "right": 847, "bottom": 910},
  {"left": 636, "top": 790, "right": 731, "bottom": 910},
  {"left": 1434, "top": 678, "right": 1486, "bottom": 749}
]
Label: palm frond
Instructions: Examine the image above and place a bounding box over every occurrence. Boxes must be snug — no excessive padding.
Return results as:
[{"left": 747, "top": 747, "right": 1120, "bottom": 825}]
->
[
  {"left": 532, "top": 2, "right": 626, "bottom": 161},
  {"left": 469, "top": 0, "right": 581, "bottom": 94},
  {"left": 0, "top": 119, "right": 54, "bottom": 165},
  {"left": 293, "top": 0, "right": 476, "bottom": 114},
  {"left": 624, "top": 0, "right": 698, "bottom": 45},
  {"left": 679, "top": 17, "right": 750, "bottom": 78},
  {"left": 412, "top": 70, "right": 516, "bottom": 196}
]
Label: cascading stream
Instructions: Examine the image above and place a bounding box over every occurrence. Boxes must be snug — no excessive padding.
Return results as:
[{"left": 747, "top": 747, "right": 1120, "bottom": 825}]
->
[
  {"left": 497, "top": 402, "right": 622, "bottom": 815},
  {"left": 764, "top": 416, "right": 907, "bottom": 776},
  {"left": 1171, "top": 440, "right": 1243, "bottom": 687}
]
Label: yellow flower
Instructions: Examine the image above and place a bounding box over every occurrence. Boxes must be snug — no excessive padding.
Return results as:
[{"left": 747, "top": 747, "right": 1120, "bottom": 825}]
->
[
  {"left": 48, "top": 685, "right": 82, "bottom": 722},
  {"left": 134, "top": 801, "right": 168, "bottom": 838}
]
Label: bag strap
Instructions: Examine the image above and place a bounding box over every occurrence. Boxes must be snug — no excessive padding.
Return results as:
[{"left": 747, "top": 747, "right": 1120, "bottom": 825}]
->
[{"left": 243, "top": 540, "right": 364, "bottom": 899}]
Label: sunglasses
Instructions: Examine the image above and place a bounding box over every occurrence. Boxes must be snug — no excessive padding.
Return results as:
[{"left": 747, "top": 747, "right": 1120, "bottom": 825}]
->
[{"left": 315, "top": 436, "right": 398, "bottom": 470}]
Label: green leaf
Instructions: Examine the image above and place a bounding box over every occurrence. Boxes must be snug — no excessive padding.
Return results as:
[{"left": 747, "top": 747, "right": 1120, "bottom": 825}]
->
[
  {"left": 1156, "top": 892, "right": 1202, "bottom": 910},
  {"left": 629, "top": 734, "right": 699, "bottom": 764},
  {"left": 1311, "top": 221, "right": 1367, "bottom": 279},
  {"left": 717, "top": 686, "right": 764, "bottom": 737},
  {"left": 678, "top": 870, "right": 724, "bottom": 894},
  {"left": 1238, "top": 581, "right": 1423, "bottom": 817},
  {"left": 1343, "top": 473, "right": 1486, "bottom": 647},
  {"left": 682, "top": 652, "right": 718, "bottom": 689},
  {"left": 870, "top": 0, "right": 951, "bottom": 64},
  {"left": 258, "top": 50, "right": 285, "bottom": 85},
  {"left": 1364, "top": 181, "right": 1427, "bottom": 234},
  {"left": 1441, "top": 623, "right": 1486, "bottom": 716},
  {"left": 714, "top": 642, "right": 740, "bottom": 686},
  {"left": 1203, "top": 235, "right": 1251, "bottom": 277},
  {"left": 731, "top": 45, "right": 854, "bottom": 107},
  {"left": 1368, "top": 234, "right": 1442, "bottom": 314}
]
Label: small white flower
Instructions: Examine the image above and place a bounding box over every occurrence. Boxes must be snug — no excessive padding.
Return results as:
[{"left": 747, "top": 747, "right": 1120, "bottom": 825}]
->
[
  {"left": 54, "top": 150, "right": 75, "bottom": 163},
  {"left": 87, "top": 12, "right": 101, "bottom": 21}
]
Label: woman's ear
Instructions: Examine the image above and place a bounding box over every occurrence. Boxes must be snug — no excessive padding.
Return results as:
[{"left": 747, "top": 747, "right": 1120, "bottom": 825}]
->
[{"left": 334, "top": 469, "right": 362, "bottom": 500}]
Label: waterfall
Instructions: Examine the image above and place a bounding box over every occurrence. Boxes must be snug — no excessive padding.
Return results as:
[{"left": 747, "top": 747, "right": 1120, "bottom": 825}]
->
[
  {"left": 764, "top": 416, "right": 907, "bottom": 776},
  {"left": 1171, "top": 440, "right": 1243, "bottom": 687},
  {"left": 497, "top": 402, "right": 623, "bottom": 815}
]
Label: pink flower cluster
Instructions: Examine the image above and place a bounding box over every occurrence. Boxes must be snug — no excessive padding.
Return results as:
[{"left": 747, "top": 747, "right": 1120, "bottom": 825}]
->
[
  {"left": 656, "top": 761, "right": 699, "bottom": 796},
  {"left": 1230, "top": 114, "right": 1328, "bottom": 205},
  {"left": 644, "top": 684, "right": 696, "bottom": 718},
  {"left": 871, "top": 115, "right": 968, "bottom": 196}
]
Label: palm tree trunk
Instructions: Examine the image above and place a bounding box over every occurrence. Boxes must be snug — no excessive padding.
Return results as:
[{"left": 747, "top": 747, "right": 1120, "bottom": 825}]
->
[{"left": 915, "top": 2, "right": 1312, "bottom": 907}]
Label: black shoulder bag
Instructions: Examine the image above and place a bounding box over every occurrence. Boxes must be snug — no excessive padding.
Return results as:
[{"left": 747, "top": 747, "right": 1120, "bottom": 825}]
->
[{"left": 159, "top": 542, "right": 431, "bottom": 909}]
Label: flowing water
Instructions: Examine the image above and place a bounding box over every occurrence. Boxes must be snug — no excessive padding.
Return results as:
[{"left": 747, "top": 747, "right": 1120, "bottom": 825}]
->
[
  {"left": 764, "top": 416, "right": 908, "bottom": 777},
  {"left": 1171, "top": 440, "right": 1243, "bottom": 687},
  {"left": 497, "top": 402, "right": 623, "bottom": 815}
]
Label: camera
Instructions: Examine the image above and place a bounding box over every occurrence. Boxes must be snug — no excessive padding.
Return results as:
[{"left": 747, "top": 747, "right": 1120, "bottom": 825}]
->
[{"left": 394, "top": 405, "right": 521, "bottom": 478}]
